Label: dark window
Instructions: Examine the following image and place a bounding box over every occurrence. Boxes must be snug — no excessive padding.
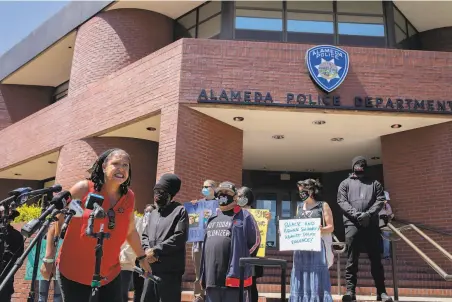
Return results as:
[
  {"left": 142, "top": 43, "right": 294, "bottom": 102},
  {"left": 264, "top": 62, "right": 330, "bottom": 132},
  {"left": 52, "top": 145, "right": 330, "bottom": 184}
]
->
[
  {"left": 175, "top": 1, "right": 221, "bottom": 39},
  {"left": 235, "top": 1, "right": 283, "bottom": 42},
  {"left": 392, "top": 4, "right": 420, "bottom": 50},
  {"left": 52, "top": 81, "right": 69, "bottom": 104}
]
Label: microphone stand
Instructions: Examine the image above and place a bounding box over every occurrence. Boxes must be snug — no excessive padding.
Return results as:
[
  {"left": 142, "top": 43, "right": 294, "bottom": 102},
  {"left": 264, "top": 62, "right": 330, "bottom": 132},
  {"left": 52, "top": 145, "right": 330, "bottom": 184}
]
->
[
  {"left": 26, "top": 192, "right": 52, "bottom": 302},
  {"left": 0, "top": 206, "right": 61, "bottom": 294},
  {"left": 86, "top": 208, "right": 110, "bottom": 302},
  {"left": 0, "top": 202, "right": 11, "bottom": 274}
]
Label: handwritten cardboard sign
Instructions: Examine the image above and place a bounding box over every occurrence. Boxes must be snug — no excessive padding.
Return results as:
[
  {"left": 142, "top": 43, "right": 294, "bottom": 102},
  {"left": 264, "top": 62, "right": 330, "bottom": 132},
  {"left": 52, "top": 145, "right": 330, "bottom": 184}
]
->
[
  {"left": 278, "top": 218, "right": 321, "bottom": 252},
  {"left": 247, "top": 209, "right": 269, "bottom": 257}
]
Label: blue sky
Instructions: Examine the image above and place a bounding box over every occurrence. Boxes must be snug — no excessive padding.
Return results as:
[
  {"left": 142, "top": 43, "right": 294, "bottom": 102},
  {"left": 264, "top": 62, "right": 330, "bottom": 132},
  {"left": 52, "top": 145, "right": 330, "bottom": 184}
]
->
[{"left": 0, "top": 1, "right": 70, "bottom": 56}]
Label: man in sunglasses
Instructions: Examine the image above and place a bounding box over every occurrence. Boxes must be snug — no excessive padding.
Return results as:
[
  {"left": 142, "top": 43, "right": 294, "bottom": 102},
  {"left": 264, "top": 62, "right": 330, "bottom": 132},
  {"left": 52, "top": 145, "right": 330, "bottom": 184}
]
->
[
  {"left": 141, "top": 174, "right": 189, "bottom": 302},
  {"left": 200, "top": 181, "right": 260, "bottom": 302}
]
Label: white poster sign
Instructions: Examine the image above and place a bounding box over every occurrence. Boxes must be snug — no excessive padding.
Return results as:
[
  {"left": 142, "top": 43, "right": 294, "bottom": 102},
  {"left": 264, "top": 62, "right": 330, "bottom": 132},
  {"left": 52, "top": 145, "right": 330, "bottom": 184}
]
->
[{"left": 278, "top": 218, "right": 321, "bottom": 252}]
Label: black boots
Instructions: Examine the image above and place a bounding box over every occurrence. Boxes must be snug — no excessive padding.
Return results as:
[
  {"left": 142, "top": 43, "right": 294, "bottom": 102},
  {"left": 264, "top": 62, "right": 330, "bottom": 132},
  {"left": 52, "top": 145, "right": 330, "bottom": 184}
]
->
[{"left": 342, "top": 292, "right": 356, "bottom": 302}]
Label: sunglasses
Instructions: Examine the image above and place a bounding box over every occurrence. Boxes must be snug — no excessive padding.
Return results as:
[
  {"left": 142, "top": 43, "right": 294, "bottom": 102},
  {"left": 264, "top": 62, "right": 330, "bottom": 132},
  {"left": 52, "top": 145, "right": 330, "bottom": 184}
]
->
[{"left": 107, "top": 209, "right": 116, "bottom": 230}]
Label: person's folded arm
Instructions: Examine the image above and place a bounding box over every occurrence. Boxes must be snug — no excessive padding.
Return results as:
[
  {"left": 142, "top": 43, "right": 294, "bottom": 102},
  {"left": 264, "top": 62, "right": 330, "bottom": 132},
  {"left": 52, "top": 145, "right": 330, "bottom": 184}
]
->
[
  {"left": 367, "top": 181, "right": 386, "bottom": 217},
  {"left": 152, "top": 207, "right": 189, "bottom": 257},
  {"left": 337, "top": 181, "right": 360, "bottom": 220}
]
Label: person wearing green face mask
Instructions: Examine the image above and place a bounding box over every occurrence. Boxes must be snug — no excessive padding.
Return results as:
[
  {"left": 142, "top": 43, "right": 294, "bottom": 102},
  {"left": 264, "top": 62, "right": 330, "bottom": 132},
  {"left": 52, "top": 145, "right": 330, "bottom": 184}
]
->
[{"left": 190, "top": 180, "right": 217, "bottom": 302}]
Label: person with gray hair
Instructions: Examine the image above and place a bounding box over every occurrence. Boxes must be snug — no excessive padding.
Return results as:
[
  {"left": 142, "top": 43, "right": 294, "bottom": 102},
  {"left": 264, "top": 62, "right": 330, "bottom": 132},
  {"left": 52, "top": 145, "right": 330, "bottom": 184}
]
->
[{"left": 190, "top": 179, "right": 217, "bottom": 302}]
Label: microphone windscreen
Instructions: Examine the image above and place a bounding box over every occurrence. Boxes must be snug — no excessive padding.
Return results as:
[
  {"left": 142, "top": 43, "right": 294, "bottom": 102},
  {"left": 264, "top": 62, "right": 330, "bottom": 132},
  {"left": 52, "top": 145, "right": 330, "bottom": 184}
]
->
[
  {"left": 68, "top": 199, "right": 84, "bottom": 217},
  {"left": 51, "top": 184, "right": 63, "bottom": 193},
  {"left": 51, "top": 191, "right": 72, "bottom": 209}
]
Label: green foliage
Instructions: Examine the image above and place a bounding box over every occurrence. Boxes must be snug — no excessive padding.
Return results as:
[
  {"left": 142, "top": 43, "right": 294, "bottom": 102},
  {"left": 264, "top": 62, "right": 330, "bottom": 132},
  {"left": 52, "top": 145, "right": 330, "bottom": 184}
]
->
[{"left": 14, "top": 204, "right": 42, "bottom": 223}]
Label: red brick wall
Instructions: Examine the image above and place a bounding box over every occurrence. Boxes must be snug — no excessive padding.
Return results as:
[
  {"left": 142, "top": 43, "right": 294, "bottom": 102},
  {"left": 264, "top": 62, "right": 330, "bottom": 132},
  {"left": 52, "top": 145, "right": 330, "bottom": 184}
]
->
[
  {"left": 69, "top": 8, "right": 174, "bottom": 97},
  {"left": 157, "top": 105, "right": 243, "bottom": 202},
  {"left": 0, "top": 40, "right": 183, "bottom": 171},
  {"left": 381, "top": 122, "right": 452, "bottom": 272},
  {"left": 0, "top": 84, "right": 54, "bottom": 130},
  {"left": 55, "top": 137, "right": 158, "bottom": 211},
  {"left": 178, "top": 39, "right": 452, "bottom": 110}
]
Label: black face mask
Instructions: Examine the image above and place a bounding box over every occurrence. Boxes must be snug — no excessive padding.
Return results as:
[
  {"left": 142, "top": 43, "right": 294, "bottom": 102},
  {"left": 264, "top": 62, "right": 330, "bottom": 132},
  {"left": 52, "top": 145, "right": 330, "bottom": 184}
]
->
[
  {"left": 218, "top": 194, "right": 234, "bottom": 206},
  {"left": 353, "top": 161, "right": 367, "bottom": 178},
  {"left": 154, "top": 191, "right": 170, "bottom": 208},
  {"left": 299, "top": 190, "right": 310, "bottom": 202}
]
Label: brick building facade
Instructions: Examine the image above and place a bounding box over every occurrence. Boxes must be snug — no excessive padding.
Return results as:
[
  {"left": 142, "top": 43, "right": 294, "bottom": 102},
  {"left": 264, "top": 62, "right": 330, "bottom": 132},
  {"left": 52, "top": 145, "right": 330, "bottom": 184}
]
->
[{"left": 1, "top": 1, "right": 452, "bottom": 301}]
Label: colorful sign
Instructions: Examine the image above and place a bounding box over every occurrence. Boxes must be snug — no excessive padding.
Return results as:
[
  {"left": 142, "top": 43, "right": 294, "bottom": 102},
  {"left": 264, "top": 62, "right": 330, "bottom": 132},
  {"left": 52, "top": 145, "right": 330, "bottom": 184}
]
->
[
  {"left": 25, "top": 239, "right": 63, "bottom": 280},
  {"left": 278, "top": 218, "right": 321, "bottom": 252},
  {"left": 305, "top": 45, "right": 350, "bottom": 93},
  {"left": 184, "top": 199, "right": 219, "bottom": 242},
  {"left": 247, "top": 209, "right": 269, "bottom": 257}
]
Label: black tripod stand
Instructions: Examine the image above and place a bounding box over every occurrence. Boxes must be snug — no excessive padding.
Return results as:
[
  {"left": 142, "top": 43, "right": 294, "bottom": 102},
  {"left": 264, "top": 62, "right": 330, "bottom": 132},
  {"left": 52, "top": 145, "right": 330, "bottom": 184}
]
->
[
  {"left": 85, "top": 207, "right": 110, "bottom": 302},
  {"left": 26, "top": 192, "right": 53, "bottom": 302},
  {"left": 0, "top": 206, "right": 61, "bottom": 295}
]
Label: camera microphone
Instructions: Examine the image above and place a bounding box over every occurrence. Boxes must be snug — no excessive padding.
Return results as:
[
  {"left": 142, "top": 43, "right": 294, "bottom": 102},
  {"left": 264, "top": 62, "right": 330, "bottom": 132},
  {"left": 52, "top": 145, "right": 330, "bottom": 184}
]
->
[
  {"left": 85, "top": 194, "right": 105, "bottom": 236},
  {"left": 60, "top": 199, "right": 84, "bottom": 239},
  {"left": 21, "top": 191, "right": 71, "bottom": 238},
  {"left": 0, "top": 187, "right": 32, "bottom": 207}
]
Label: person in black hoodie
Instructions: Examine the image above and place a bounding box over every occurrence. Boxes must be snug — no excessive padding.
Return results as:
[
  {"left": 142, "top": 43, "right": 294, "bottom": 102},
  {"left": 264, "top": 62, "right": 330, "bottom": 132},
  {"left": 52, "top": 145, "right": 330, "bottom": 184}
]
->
[
  {"left": 337, "top": 156, "right": 392, "bottom": 302},
  {"left": 141, "top": 173, "right": 189, "bottom": 302}
]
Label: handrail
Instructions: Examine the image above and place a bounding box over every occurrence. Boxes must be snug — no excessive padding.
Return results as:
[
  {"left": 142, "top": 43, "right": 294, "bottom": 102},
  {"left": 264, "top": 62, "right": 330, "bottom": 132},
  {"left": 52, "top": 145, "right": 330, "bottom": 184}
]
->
[
  {"left": 393, "top": 218, "right": 452, "bottom": 237},
  {"left": 331, "top": 234, "right": 347, "bottom": 296},
  {"left": 387, "top": 223, "right": 452, "bottom": 282}
]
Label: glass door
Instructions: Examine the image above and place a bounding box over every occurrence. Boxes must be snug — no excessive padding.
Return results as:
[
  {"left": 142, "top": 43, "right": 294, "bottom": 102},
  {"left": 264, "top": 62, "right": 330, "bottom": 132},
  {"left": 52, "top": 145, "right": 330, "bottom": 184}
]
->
[
  {"left": 255, "top": 190, "right": 299, "bottom": 249},
  {"left": 255, "top": 193, "right": 278, "bottom": 248}
]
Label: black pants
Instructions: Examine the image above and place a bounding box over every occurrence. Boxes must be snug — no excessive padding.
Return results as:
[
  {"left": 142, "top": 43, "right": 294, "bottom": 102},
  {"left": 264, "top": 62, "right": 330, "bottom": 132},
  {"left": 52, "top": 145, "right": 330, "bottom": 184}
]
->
[
  {"left": 0, "top": 277, "right": 14, "bottom": 302},
  {"left": 120, "top": 270, "right": 133, "bottom": 302},
  {"left": 206, "top": 287, "right": 250, "bottom": 302},
  {"left": 57, "top": 271, "right": 122, "bottom": 302},
  {"left": 345, "top": 225, "right": 386, "bottom": 295},
  {"left": 133, "top": 270, "right": 144, "bottom": 302},
  {"left": 140, "top": 273, "right": 182, "bottom": 302}
]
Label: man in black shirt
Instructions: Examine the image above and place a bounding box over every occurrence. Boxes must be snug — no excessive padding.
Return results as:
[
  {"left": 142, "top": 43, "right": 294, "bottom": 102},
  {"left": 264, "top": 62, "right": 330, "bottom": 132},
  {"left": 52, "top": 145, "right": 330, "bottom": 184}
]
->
[
  {"left": 337, "top": 156, "right": 392, "bottom": 302},
  {"left": 0, "top": 210, "right": 24, "bottom": 302},
  {"left": 141, "top": 173, "right": 188, "bottom": 302}
]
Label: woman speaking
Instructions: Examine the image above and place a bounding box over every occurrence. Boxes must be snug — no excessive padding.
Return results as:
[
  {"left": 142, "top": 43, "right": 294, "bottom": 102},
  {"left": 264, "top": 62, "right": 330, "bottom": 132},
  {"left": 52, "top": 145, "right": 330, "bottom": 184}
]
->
[{"left": 40, "top": 149, "right": 151, "bottom": 302}]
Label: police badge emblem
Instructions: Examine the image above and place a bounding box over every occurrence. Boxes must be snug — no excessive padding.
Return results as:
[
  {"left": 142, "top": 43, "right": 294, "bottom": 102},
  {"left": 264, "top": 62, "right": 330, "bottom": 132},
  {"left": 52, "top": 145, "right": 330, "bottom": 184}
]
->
[{"left": 305, "top": 45, "right": 350, "bottom": 93}]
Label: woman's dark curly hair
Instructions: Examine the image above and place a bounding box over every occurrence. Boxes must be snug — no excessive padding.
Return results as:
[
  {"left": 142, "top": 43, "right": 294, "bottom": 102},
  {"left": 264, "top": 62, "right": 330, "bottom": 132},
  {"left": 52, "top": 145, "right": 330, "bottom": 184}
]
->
[
  {"left": 87, "top": 148, "right": 131, "bottom": 196},
  {"left": 297, "top": 178, "right": 322, "bottom": 199}
]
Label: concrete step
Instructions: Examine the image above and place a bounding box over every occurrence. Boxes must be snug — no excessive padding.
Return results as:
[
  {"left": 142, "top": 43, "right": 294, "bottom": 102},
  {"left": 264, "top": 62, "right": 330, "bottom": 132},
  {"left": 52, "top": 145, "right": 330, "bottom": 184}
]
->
[
  {"left": 180, "top": 282, "right": 452, "bottom": 298},
  {"left": 180, "top": 291, "right": 452, "bottom": 302}
]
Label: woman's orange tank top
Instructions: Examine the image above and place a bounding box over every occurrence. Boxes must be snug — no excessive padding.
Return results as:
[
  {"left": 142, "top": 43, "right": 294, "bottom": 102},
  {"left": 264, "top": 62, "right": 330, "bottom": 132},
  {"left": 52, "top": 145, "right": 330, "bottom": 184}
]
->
[{"left": 57, "top": 181, "right": 135, "bottom": 285}]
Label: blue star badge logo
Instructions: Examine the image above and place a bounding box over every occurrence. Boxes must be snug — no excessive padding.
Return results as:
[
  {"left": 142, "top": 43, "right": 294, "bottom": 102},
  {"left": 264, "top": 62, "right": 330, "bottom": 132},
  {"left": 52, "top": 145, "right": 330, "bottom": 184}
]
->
[{"left": 306, "top": 45, "right": 350, "bottom": 93}]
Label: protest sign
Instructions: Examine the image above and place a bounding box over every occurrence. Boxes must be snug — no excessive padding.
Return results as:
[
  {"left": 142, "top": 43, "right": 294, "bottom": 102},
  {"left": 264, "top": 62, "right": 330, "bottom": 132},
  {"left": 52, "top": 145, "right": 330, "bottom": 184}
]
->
[
  {"left": 248, "top": 209, "right": 269, "bottom": 257},
  {"left": 184, "top": 199, "right": 219, "bottom": 242},
  {"left": 278, "top": 218, "right": 321, "bottom": 252},
  {"left": 25, "top": 239, "right": 63, "bottom": 280}
]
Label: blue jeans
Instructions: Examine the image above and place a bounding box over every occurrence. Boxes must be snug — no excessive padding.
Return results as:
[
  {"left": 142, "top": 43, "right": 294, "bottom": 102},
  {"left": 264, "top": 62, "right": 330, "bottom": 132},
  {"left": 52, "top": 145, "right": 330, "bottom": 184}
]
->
[
  {"left": 38, "top": 279, "right": 62, "bottom": 302},
  {"left": 383, "top": 231, "right": 391, "bottom": 258}
]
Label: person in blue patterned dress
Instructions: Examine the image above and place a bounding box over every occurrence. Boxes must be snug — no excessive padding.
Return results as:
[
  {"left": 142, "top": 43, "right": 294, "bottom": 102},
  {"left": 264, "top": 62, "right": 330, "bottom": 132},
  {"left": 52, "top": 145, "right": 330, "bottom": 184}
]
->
[{"left": 290, "top": 179, "right": 334, "bottom": 302}]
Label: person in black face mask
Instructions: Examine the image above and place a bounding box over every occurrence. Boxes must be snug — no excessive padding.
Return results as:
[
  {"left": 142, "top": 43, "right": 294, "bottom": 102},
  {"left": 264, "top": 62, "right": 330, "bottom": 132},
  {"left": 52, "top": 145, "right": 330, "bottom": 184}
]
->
[
  {"left": 200, "top": 182, "right": 260, "bottom": 302},
  {"left": 141, "top": 173, "right": 189, "bottom": 302},
  {"left": 337, "top": 156, "right": 392, "bottom": 302}
]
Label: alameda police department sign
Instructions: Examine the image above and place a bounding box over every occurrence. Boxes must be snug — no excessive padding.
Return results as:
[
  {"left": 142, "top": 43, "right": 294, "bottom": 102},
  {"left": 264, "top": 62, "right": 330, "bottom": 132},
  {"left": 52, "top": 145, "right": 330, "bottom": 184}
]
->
[{"left": 305, "top": 45, "right": 350, "bottom": 93}]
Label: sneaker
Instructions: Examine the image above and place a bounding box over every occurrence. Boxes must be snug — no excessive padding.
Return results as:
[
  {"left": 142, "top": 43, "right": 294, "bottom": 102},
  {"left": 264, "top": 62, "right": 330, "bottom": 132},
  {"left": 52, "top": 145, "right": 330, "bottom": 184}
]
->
[
  {"left": 377, "top": 293, "right": 393, "bottom": 302},
  {"left": 342, "top": 292, "right": 357, "bottom": 302}
]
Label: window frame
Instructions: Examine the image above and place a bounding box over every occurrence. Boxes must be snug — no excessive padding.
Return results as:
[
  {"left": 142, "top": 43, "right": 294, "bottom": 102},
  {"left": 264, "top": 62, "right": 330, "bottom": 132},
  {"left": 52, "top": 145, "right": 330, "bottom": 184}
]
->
[{"left": 176, "top": 1, "right": 222, "bottom": 38}]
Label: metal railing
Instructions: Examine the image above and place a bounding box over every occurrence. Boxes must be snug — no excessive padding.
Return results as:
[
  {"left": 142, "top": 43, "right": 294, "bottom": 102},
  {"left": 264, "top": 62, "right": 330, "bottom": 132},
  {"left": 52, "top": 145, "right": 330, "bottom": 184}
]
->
[{"left": 333, "top": 220, "right": 452, "bottom": 301}]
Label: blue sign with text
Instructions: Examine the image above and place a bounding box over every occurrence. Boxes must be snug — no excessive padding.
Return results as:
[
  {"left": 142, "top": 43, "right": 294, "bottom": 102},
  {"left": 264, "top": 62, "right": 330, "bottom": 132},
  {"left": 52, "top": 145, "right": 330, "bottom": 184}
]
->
[
  {"left": 184, "top": 199, "right": 219, "bottom": 242},
  {"left": 305, "top": 45, "right": 350, "bottom": 93}
]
